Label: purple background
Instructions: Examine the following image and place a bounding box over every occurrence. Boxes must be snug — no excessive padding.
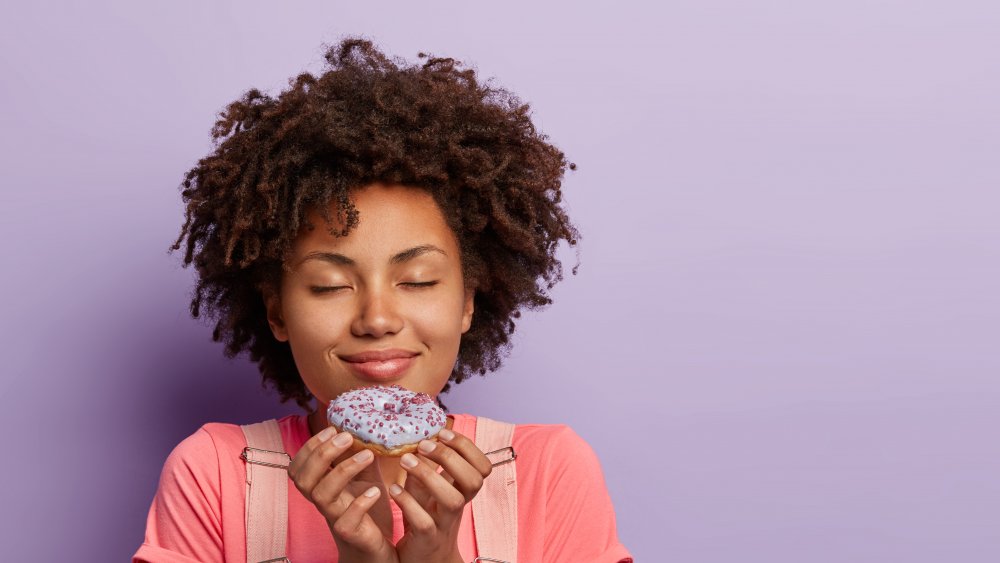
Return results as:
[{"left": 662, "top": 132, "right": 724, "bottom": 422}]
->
[{"left": 2, "top": 1, "right": 999, "bottom": 561}]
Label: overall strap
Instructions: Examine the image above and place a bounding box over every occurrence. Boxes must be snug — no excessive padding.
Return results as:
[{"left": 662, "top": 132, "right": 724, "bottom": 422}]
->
[
  {"left": 240, "top": 419, "right": 291, "bottom": 563},
  {"left": 472, "top": 416, "right": 518, "bottom": 563}
]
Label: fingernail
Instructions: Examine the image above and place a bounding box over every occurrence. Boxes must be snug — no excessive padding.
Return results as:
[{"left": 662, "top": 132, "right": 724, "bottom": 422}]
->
[
  {"left": 439, "top": 429, "right": 455, "bottom": 442},
  {"left": 364, "top": 486, "right": 380, "bottom": 498},
  {"left": 353, "top": 449, "right": 374, "bottom": 463},
  {"left": 333, "top": 432, "right": 353, "bottom": 447},
  {"left": 418, "top": 440, "right": 436, "bottom": 454},
  {"left": 318, "top": 426, "right": 337, "bottom": 441},
  {"left": 400, "top": 453, "right": 418, "bottom": 468},
  {"left": 389, "top": 484, "right": 403, "bottom": 495}
]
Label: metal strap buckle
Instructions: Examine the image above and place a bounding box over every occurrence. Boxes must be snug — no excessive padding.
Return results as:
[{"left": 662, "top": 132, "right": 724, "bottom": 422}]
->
[
  {"left": 476, "top": 446, "right": 515, "bottom": 563},
  {"left": 241, "top": 446, "right": 291, "bottom": 469},
  {"left": 484, "top": 445, "right": 516, "bottom": 467}
]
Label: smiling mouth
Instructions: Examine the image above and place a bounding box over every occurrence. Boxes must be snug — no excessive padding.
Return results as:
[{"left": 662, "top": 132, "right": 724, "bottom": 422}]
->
[
  {"left": 342, "top": 356, "right": 416, "bottom": 381},
  {"left": 340, "top": 349, "right": 418, "bottom": 363}
]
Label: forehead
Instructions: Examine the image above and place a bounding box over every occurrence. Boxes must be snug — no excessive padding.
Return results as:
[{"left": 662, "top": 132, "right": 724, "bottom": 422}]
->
[{"left": 291, "top": 184, "right": 458, "bottom": 262}]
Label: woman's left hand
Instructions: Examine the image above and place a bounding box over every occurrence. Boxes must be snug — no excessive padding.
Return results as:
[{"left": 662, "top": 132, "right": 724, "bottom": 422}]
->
[{"left": 389, "top": 428, "right": 493, "bottom": 563}]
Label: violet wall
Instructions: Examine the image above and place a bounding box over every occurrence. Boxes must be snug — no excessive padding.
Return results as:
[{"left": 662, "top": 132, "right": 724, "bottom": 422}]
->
[{"left": 2, "top": 1, "right": 998, "bottom": 560}]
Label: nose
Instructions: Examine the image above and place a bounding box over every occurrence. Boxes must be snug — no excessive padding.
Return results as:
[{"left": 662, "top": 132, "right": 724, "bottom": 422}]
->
[{"left": 350, "top": 285, "right": 404, "bottom": 338}]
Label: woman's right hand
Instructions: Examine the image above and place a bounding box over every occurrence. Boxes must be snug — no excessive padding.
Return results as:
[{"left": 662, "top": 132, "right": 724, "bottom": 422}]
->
[{"left": 288, "top": 427, "right": 398, "bottom": 563}]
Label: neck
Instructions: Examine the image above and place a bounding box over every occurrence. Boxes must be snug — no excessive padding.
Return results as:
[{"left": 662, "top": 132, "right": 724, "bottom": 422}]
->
[{"left": 307, "top": 405, "right": 327, "bottom": 437}]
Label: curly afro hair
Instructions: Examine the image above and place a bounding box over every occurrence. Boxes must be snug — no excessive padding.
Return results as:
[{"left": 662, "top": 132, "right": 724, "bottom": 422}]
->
[{"left": 168, "top": 36, "right": 580, "bottom": 411}]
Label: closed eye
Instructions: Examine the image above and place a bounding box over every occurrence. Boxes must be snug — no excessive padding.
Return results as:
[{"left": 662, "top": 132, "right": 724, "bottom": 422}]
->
[
  {"left": 310, "top": 282, "right": 437, "bottom": 293},
  {"left": 401, "top": 281, "right": 439, "bottom": 288},
  {"left": 310, "top": 286, "right": 350, "bottom": 294}
]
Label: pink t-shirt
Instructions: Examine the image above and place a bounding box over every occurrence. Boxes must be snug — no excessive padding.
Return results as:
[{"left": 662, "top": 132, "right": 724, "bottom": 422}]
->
[{"left": 133, "top": 413, "right": 632, "bottom": 562}]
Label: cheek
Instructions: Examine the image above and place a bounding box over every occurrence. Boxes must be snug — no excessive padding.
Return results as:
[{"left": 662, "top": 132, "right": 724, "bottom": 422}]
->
[
  {"left": 285, "top": 299, "right": 351, "bottom": 345},
  {"left": 409, "top": 297, "right": 466, "bottom": 339}
]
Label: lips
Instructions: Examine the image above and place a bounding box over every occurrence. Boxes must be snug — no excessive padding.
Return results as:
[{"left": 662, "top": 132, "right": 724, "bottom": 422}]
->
[
  {"left": 340, "top": 349, "right": 418, "bottom": 381},
  {"left": 341, "top": 349, "right": 418, "bottom": 363}
]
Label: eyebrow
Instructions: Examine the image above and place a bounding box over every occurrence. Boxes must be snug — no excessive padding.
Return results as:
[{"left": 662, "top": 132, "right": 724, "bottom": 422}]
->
[{"left": 297, "top": 244, "right": 448, "bottom": 268}]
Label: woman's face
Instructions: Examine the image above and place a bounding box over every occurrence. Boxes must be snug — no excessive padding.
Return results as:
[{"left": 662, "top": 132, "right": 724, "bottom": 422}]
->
[{"left": 264, "top": 183, "right": 474, "bottom": 405}]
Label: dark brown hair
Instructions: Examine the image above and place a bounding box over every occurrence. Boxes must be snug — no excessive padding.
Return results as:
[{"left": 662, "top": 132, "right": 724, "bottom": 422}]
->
[{"left": 169, "top": 36, "right": 580, "bottom": 410}]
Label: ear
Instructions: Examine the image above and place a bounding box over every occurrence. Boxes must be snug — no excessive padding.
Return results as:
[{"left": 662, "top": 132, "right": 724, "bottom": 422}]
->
[
  {"left": 461, "top": 287, "right": 475, "bottom": 334},
  {"left": 262, "top": 288, "right": 289, "bottom": 342}
]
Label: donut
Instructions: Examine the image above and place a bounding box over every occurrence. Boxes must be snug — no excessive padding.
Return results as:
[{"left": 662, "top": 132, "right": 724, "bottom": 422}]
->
[{"left": 326, "top": 384, "right": 451, "bottom": 456}]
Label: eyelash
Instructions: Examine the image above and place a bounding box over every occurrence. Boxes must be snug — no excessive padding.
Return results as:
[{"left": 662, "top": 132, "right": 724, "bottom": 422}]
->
[
  {"left": 403, "top": 281, "right": 439, "bottom": 288},
  {"left": 310, "top": 281, "right": 438, "bottom": 294},
  {"left": 310, "top": 286, "right": 347, "bottom": 294}
]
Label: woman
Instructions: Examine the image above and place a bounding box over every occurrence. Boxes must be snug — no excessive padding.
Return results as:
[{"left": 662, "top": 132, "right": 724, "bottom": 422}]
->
[{"left": 134, "top": 37, "right": 632, "bottom": 562}]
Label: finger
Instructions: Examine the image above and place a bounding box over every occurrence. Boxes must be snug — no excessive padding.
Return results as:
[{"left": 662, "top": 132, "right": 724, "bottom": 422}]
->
[
  {"left": 329, "top": 486, "right": 386, "bottom": 551},
  {"left": 436, "top": 428, "right": 493, "bottom": 478},
  {"left": 351, "top": 451, "right": 386, "bottom": 484},
  {"left": 388, "top": 482, "right": 436, "bottom": 535},
  {"left": 287, "top": 425, "right": 340, "bottom": 476},
  {"left": 433, "top": 468, "right": 459, "bottom": 500},
  {"left": 403, "top": 464, "right": 435, "bottom": 510},
  {"left": 414, "top": 439, "right": 485, "bottom": 502},
  {"left": 312, "top": 449, "right": 377, "bottom": 517},
  {"left": 289, "top": 431, "right": 357, "bottom": 498},
  {"left": 399, "top": 452, "right": 466, "bottom": 514},
  {"left": 399, "top": 448, "right": 447, "bottom": 507}
]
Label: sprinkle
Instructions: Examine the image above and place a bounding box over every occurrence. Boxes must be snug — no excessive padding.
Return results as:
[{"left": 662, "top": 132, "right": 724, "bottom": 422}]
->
[{"left": 326, "top": 385, "right": 445, "bottom": 449}]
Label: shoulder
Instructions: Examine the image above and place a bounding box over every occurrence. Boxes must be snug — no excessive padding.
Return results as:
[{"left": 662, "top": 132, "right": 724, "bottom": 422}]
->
[
  {"left": 164, "top": 416, "right": 301, "bottom": 466},
  {"left": 465, "top": 416, "right": 609, "bottom": 486},
  {"left": 156, "top": 422, "right": 246, "bottom": 490},
  {"left": 512, "top": 421, "right": 589, "bottom": 447},
  {"left": 148, "top": 421, "right": 267, "bottom": 530},
  {"left": 165, "top": 422, "right": 246, "bottom": 462},
  {"left": 143, "top": 424, "right": 247, "bottom": 544},
  {"left": 159, "top": 416, "right": 305, "bottom": 485},
  {"left": 137, "top": 422, "right": 256, "bottom": 561},
  {"left": 512, "top": 421, "right": 602, "bottom": 466},
  {"left": 455, "top": 414, "right": 599, "bottom": 465}
]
